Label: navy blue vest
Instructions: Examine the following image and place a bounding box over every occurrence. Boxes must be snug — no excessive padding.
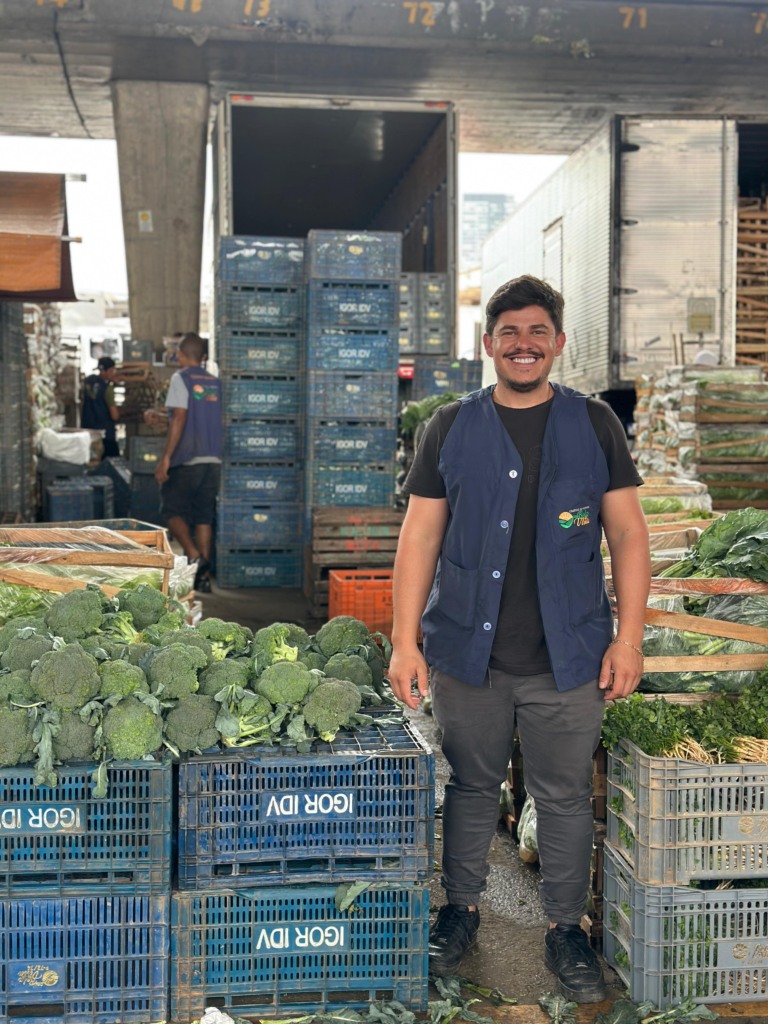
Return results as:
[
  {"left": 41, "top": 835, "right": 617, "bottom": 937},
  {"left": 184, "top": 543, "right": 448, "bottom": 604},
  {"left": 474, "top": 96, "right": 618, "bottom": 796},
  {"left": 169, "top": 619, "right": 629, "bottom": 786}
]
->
[
  {"left": 169, "top": 366, "right": 222, "bottom": 468},
  {"left": 421, "top": 383, "right": 613, "bottom": 691}
]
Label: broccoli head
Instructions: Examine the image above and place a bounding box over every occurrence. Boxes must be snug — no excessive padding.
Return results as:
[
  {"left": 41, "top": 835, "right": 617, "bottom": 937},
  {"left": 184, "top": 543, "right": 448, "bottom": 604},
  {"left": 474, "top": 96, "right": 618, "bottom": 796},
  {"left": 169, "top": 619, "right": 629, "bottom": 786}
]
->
[
  {"left": 0, "top": 669, "right": 34, "bottom": 704},
  {"left": 297, "top": 649, "right": 327, "bottom": 672},
  {"left": 124, "top": 642, "right": 155, "bottom": 666},
  {"left": 101, "top": 610, "right": 143, "bottom": 644},
  {"left": 198, "top": 658, "right": 250, "bottom": 697},
  {"left": 98, "top": 659, "right": 149, "bottom": 699},
  {"left": 29, "top": 644, "right": 101, "bottom": 711},
  {"left": 116, "top": 584, "right": 168, "bottom": 631},
  {"left": 302, "top": 678, "right": 363, "bottom": 742},
  {"left": 0, "top": 616, "right": 47, "bottom": 653},
  {"left": 314, "top": 616, "right": 370, "bottom": 658},
  {"left": 158, "top": 629, "right": 214, "bottom": 664},
  {"left": 44, "top": 589, "right": 105, "bottom": 642},
  {"left": 255, "top": 660, "right": 314, "bottom": 706},
  {"left": 163, "top": 693, "right": 220, "bottom": 754},
  {"left": 142, "top": 608, "right": 187, "bottom": 646},
  {"left": 102, "top": 695, "right": 163, "bottom": 760},
  {"left": 251, "top": 623, "right": 300, "bottom": 674},
  {"left": 51, "top": 710, "right": 97, "bottom": 762},
  {"left": 144, "top": 642, "right": 207, "bottom": 699},
  {"left": 0, "top": 632, "right": 55, "bottom": 673},
  {"left": 196, "top": 617, "right": 253, "bottom": 660},
  {"left": 0, "top": 702, "right": 36, "bottom": 766},
  {"left": 323, "top": 653, "right": 373, "bottom": 689}
]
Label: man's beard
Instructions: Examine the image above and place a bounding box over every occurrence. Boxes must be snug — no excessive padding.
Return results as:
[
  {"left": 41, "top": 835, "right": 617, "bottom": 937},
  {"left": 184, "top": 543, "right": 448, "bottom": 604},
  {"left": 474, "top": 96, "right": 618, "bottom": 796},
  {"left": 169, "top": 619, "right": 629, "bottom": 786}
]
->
[{"left": 497, "top": 373, "right": 543, "bottom": 394}]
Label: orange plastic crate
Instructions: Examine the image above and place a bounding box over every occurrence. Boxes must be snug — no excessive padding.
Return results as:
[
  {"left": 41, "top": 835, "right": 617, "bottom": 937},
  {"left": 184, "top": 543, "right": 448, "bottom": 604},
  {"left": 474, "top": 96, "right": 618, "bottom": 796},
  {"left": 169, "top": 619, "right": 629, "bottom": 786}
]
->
[{"left": 328, "top": 568, "right": 394, "bottom": 637}]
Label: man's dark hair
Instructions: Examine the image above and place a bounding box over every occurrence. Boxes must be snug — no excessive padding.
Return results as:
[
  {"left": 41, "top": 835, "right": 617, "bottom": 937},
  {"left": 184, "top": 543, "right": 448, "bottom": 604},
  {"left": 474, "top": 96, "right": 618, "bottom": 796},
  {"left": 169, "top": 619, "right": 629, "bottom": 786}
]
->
[
  {"left": 178, "top": 332, "right": 207, "bottom": 363},
  {"left": 485, "top": 275, "right": 564, "bottom": 336},
  {"left": 97, "top": 356, "right": 116, "bottom": 371}
]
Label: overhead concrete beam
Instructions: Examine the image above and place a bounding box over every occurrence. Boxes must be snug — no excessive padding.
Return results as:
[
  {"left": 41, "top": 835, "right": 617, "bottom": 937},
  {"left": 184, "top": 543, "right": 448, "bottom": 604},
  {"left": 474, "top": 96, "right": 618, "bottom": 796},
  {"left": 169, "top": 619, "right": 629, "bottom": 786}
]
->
[{"left": 112, "top": 80, "right": 208, "bottom": 345}]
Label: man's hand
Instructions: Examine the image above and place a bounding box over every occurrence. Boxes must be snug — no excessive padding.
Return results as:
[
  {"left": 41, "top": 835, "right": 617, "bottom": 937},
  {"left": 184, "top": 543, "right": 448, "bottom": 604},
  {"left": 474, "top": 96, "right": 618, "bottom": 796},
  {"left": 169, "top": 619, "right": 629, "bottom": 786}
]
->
[
  {"left": 387, "top": 644, "right": 430, "bottom": 710},
  {"left": 154, "top": 455, "right": 170, "bottom": 485},
  {"left": 144, "top": 409, "right": 165, "bottom": 428},
  {"left": 598, "top": 641, "right": 644, "bottom": 700}
]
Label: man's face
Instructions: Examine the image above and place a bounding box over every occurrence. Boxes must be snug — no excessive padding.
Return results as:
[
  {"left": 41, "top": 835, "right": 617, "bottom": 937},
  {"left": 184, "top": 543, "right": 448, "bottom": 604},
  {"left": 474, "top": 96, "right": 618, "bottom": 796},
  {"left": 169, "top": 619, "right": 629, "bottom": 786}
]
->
[{"left": 482, "top": 305, "right": 566, "bottom": 394}]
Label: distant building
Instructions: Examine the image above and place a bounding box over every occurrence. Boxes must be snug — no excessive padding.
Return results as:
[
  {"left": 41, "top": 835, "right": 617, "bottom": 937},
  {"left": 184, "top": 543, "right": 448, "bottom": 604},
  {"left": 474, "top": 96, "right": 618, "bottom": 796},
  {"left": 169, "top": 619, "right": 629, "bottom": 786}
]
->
[{"left": 461, "top": 193, "right": 517, "bottom": 271}]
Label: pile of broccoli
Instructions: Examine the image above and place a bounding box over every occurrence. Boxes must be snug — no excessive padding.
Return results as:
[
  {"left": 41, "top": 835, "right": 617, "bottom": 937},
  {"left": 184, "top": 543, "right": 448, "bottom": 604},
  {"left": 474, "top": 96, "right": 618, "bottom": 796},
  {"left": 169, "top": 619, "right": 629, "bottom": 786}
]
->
[{"left": 0, "top": 582, "right": 400, "bottom": 789}]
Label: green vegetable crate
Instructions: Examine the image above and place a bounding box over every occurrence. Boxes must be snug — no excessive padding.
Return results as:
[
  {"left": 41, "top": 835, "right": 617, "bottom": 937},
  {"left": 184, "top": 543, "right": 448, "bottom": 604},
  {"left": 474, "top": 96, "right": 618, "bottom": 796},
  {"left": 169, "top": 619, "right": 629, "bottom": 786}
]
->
[{"left": 603, "top": 838, "right": 768, "bottom": 1007}]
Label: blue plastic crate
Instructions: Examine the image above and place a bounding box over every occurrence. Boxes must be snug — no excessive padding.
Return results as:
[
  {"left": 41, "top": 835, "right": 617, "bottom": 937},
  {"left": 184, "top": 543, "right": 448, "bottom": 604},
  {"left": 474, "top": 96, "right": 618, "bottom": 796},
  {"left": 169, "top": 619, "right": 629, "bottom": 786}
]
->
[
  {"left": 216, "top": 283, "right": 304, "bottom": 328},
  {"left": 411, "top": 357, "right": 483, "bottom": 400},
  {"left": 215, "top": 328, "right": 302, "bottom": 374},
  {"left": 217, "top": 236, "right": 305, "bottom": 285},
  {"left": 45, "top": 481, "right": 95, "bottom": 523},
  {"left": 306, "top": 370, "right": 398, "bottom": 420},
  {"left": 419, "top": 272, "right": 449, "bottom": 302},
  {"left": 307, "top": 280, "right": 398, "bottom": 327},
  {"left": 170, "top": 882, "right": 428, "bottom": 1019},
  {"left": 216, "top": 548, "right": 303, "bottom": 588},
  {"left": 129, "top": 436, "right": 166, "bottom": 475},
  {"left": 220, "top": 374, "right": 302, "bottom": 419},
  {"left": 603, "top": 839, "right": 768, "bottom": 1007},
  {"left": 0, "top": 761, "right": 171, "bottom": 896},
  {"left": 130, "top": 475, "right": 162, "bottom": 523},
  {"left": 220, "top": 463, "right": 302, "bottom": 502},
  {"left": 306, "top": 420, "right": 397, "bottom": 465},
  {"left": 223, "top": 421, "right": 302, "bottom": 463},
  {"left": 216, "top": 500, "right": 302, "bottom": 549},
  {"left": 87, "top": 476, "right": 115, "bottom": 520},
  {"left": 176, "top": 719, "right": 434, "bottom": 888},
  {"left": 308, "top": 464, "right": 395, "bottom": 507},
  {"left": 0, "top": 893, "right": 169, "bottom": 1024},
  {"left": 305, "top": 230, "right": 401, "bottom": 281},
  {"left": 398, "top": 325, "right": 417, "bottom": 355},
  {"left": 416, "top": 324, "right": 451, "bottom": 355},
  {"left": 306, "top": 326, "right": 399, "bottom": 371}
]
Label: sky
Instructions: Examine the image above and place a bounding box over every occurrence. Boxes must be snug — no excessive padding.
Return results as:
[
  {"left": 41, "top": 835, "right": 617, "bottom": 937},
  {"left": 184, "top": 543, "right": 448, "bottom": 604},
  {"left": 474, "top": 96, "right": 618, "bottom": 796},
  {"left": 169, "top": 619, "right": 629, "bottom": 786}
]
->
[{"left": 0, "top": 137, "right": 565, "bottom": 298}]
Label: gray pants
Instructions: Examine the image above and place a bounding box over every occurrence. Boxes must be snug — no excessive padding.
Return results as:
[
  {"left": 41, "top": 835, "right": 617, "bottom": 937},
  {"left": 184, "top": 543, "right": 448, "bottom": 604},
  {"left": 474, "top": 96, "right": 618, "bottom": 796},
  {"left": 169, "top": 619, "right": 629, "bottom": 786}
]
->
[{"left": 430, "top": 666, "right": 604, "bottom": 924}]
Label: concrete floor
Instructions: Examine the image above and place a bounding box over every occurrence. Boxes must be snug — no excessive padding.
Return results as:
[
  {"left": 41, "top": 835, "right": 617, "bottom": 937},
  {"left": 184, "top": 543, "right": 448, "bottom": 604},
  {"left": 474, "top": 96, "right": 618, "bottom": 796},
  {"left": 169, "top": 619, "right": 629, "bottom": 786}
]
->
[{"left": 196, "top": 580, "right": 768, "bottom": 1024}]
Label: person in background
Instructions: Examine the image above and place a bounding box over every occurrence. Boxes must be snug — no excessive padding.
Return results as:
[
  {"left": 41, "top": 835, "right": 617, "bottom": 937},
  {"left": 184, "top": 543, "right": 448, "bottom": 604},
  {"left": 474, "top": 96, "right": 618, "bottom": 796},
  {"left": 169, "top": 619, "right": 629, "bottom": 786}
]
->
[
  {"left": 387, "top": 275, "right": 650, "bottom": 1002},
  {"left": 144, "top": 332, "right": 221, "bottom": 593},
  {"left": 81, "top": 355, "right": 121, "bottom": 458}
]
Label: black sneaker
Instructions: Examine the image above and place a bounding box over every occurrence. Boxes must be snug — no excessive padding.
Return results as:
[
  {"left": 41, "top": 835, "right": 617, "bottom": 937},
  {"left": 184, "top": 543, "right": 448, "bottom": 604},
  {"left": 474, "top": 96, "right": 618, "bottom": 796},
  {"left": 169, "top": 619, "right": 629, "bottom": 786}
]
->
[
  {"left": 428, "top": 904, "right": 480, "bottom": 977},
  {"left": 544, "top": 924, "right": 606, "bottom": 1003}
]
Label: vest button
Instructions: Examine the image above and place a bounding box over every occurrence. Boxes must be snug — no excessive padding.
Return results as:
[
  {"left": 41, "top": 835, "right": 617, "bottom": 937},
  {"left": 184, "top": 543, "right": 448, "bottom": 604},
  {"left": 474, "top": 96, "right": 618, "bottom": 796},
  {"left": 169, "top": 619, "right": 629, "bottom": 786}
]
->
[
  {"left": 500, "top": 520, "right": 509, "bottom": 529},
  {"left": 492, "top": 570, "right": 501, "bottom": 579},
  {"left": 483, "top": 622, "right": 492, "bottom": 631},
  {"left": 509, "top": 469, "right": 518, "bottom": 479}
]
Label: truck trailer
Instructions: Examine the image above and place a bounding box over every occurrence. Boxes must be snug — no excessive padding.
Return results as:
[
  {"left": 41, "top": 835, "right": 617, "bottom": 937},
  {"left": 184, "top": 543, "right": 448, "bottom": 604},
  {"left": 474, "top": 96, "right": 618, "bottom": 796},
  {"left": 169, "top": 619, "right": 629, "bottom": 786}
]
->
[{"left": 481, "top": 115, "right": 768, "bottom": 417}]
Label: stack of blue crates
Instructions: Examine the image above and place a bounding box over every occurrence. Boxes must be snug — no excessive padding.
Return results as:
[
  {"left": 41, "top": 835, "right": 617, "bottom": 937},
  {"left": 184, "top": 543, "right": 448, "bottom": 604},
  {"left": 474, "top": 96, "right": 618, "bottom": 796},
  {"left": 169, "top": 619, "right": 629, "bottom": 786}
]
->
[
  {"left": 304, "top": 231, "right": 401, "bottom": 519},
  {"left": 398, "top": 272, "right": 452, "bottom": 358},
  {"left": 0, "top": 759, "right": 172, "bottom": 1024},
  {"left": 214, "top": 237, "right": 306, "bottom": 588},
  {"left": 0, "top": 302, "right": 34, "bottom": 520},
  {"left": 171, "top": 719, "right": 434, "bottom": 1017},
  {"left": 128, "top": 435, "right": 165, "bottom": 524},
  {"left": 411, "top": 355, "right": 484, "bottom": 400}
]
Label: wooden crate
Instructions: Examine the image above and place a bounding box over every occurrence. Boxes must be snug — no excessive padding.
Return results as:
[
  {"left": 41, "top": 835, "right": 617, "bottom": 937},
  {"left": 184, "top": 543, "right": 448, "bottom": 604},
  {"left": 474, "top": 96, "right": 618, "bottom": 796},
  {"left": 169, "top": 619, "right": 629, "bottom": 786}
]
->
[
  {"left": 0, "top": 524, "right": 174, "bottom": 597},
  {"left": 304, "top": 507, "right": 404, "bottom": 618}
]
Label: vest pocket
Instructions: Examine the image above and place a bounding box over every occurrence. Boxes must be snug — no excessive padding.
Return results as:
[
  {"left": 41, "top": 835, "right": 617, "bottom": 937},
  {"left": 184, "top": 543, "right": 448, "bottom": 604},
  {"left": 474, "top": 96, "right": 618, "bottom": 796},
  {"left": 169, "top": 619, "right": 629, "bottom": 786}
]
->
[
  {"left": 434, "top": 556, "right": 478, "bottom": 628},
  {"left": 564, "top": 555, "right": 602, "bottom": 626}
]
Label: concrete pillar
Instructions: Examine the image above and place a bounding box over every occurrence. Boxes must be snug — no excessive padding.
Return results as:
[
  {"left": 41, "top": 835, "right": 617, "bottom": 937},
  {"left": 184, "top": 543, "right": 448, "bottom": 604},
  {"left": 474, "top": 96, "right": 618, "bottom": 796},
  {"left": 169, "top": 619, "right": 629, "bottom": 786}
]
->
[{"left": 112, "top": 80, "right": 208, "bottom": 346}]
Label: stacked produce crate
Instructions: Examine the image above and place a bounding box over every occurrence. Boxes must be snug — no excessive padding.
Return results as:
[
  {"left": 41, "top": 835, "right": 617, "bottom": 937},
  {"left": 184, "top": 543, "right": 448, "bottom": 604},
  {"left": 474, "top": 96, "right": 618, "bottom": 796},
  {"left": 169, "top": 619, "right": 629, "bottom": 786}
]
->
[
  {"left": 410, "top": 355, "right": 483, "bottom": 400},
  {"left": 304, "top": 230, "right": 401, "bottom": 517},
  {"left": 171, "top": 720, "right": 434, "bottom": 1016},
  {"left": 214, "top": 237, "right": 306, "bottom": 588},
  {"left": 634, "top": 365, "right": 768, "bottom": 509},
  {"left": 736, "top": 196, "right": 768, "bottom": 366},
  {"left": 0, "top": 302, "right": 33, "bottom": 521},
  {"left": 0, "top": 758, "right": 172, "bottom": 1023},
  {"left": 128, "top": 435, "right": 164, "bottom": 524}
]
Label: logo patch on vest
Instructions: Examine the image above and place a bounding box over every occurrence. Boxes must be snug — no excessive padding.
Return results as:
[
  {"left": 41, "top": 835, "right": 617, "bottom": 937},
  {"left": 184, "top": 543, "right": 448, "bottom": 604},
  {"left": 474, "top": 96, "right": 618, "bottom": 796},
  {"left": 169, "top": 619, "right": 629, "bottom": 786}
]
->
[{"left": 558, "top": 506, "right": 591, "bottom": 528}]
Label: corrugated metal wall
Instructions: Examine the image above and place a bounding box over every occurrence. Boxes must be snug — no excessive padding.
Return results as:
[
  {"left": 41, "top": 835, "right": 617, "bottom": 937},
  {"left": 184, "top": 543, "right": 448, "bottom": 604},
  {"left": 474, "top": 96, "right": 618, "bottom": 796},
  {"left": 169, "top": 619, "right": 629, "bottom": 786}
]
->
[{"left": 617, "top": 118, "right": 737, "bottom": 377}]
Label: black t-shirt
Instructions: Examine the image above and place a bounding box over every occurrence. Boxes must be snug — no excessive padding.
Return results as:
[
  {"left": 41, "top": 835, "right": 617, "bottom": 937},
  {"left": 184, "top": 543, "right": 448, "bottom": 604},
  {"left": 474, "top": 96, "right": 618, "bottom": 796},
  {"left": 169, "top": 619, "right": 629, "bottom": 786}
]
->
[{"left": 404, "top": 391, "right": 643, "bottom": 675}]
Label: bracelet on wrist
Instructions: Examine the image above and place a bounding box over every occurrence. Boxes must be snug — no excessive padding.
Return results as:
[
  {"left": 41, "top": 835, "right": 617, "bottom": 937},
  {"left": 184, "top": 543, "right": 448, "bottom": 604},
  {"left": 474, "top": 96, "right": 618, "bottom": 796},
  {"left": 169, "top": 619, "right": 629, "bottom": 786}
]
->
[{"left": 610, "top": 638, "right": 644, "bottom": 657}]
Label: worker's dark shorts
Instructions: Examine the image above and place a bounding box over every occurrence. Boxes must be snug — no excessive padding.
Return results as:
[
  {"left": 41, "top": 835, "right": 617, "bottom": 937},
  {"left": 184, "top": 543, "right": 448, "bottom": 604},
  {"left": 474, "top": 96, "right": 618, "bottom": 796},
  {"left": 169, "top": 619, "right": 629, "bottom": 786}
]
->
[{"left": 160, "top": 463, "right": 221, "bottom": 527}]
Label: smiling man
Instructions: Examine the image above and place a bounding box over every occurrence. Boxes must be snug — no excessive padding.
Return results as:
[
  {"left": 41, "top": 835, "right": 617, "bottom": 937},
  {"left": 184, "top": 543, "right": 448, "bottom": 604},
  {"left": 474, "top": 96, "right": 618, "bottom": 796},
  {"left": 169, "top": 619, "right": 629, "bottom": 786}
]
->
[{"left": 388, "top": 275, "right": 650, "bottom": 1000}]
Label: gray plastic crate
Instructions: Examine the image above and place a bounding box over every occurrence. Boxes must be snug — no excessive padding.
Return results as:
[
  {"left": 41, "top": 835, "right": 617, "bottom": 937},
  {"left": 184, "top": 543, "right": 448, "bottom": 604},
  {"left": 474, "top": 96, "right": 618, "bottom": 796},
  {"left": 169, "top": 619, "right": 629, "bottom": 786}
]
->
[
  {"left": 603, "top": 839, "right": 768, "bottom": 1007},
  {"left": 607, "top": 738, "right": 768, "bottom": 885}
]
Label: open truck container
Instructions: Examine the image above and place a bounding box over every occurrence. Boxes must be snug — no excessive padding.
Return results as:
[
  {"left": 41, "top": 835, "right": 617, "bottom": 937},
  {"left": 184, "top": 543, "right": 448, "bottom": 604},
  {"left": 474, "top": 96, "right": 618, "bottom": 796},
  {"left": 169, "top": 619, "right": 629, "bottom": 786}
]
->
[
  {"left": 481, "top": 116, "right": 768, "bottom": 407},
  {"left": 211, "top": 93, "right": 457, "bottom": 353}
]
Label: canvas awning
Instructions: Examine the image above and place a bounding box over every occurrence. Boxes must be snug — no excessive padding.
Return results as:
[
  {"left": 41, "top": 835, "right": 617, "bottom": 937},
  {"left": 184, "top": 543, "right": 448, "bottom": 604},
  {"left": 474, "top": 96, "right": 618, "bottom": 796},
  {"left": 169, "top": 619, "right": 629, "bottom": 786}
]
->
[{"left": 0, "top": 171, "right": 78, "bottom": 301}]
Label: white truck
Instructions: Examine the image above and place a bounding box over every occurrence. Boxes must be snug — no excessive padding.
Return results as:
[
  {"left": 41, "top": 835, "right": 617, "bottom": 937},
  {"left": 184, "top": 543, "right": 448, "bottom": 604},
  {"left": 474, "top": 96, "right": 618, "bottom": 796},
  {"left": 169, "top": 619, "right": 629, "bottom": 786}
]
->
[{"left": 481, "top": 115, "right": 768, "bottom": 413}]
